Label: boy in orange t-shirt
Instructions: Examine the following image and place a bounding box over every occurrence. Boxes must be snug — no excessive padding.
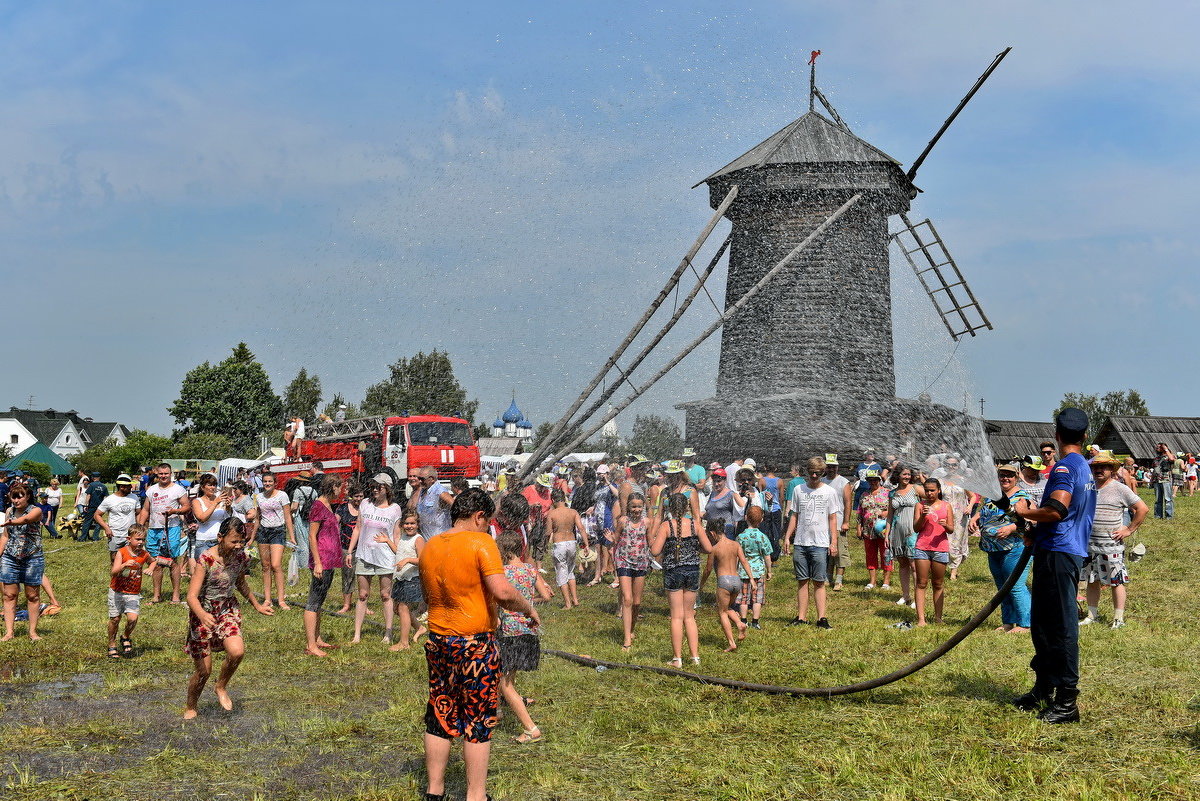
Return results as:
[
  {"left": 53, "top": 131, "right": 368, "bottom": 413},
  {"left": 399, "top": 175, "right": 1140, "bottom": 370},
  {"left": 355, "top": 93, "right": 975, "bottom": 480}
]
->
[
  {"left": 418, "top": 488, "right": 540, "bottom": 801},
  {"left": 108, "top": 525, "right": 155, "bottom": 659}
]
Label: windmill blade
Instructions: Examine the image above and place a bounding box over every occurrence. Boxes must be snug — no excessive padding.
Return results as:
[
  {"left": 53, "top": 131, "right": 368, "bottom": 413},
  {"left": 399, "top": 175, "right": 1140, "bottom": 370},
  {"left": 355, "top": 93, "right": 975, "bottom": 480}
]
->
[
  {"left": 891, "top": 213, "right": 992, "bottom": 340},
  {"left": 907, "top": 47, "right": 1011, "bottom": 182}
]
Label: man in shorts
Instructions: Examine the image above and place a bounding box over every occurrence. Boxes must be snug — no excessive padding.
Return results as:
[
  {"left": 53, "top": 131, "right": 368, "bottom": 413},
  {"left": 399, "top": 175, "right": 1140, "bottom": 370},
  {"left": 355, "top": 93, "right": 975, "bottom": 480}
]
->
[
  {"left": 137, "top": 462, "right": 191, "bottom": 604},
  {"left": 783, "top": 457, "right": 839, "bottom": 629},
  {"left": 820, "top": 454, "right": 853, "bottom": 590},
  {"left": 419, "top": 488, "right": 538, "bottom": 801},
  {"left": 1080, "top": 451, "right": 1148, "bottom": 629},
  {"left": 95, "top": 474, "right": 141, "bottom": 554}
]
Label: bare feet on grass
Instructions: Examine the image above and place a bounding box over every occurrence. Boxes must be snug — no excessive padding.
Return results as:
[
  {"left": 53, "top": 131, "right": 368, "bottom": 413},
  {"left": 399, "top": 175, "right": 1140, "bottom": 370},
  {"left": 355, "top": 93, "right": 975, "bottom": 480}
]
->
[
  {"left": 305, "top": 646, "right": 329, "bottom": 657},
  {"left": 214, "top": 686, "right": 233, "bottom": 711},
  {"left": 183, "top": 708, "right": 198, "bottom": 720},
  {"left": 0, "top": 633, "right": 13, "bottom": 642},
  {"left": 723, "top": 643, "right": 738, "bottom": 652},
  {"left": 737, "top": 621, "right": 748, "bottom": 641},
  {"left": 317, "top": 639, "right": 337, "bottom": 649},
  {"left": 389, "top": 641, "right": 410, "bottom": 652}
]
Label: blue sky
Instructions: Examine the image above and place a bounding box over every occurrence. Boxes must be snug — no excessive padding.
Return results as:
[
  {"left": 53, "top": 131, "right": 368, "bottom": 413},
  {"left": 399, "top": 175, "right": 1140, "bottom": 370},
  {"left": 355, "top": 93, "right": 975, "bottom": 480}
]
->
[{"left": 3, "top": 1, "right": 1196, "bottom": 437}]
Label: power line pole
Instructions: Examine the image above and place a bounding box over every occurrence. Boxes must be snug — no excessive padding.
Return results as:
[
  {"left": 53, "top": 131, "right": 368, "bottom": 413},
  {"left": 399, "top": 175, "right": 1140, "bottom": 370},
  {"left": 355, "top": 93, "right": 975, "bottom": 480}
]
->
[{"left": 979, "top": 397, "right": 985, "bottom": 418}]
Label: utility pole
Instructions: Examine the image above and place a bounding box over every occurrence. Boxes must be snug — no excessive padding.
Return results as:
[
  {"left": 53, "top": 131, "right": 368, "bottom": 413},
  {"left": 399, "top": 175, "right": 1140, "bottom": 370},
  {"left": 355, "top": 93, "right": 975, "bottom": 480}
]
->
[{"left": 979, "top": 397, "right": 985, "bottom": 418}]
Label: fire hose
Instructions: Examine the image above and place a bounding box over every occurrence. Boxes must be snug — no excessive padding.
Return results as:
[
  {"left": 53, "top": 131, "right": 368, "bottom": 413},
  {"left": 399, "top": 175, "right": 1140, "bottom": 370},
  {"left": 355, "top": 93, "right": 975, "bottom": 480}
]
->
[{"left": 546, "top": 545, "right": 1033, "bottom": 697}]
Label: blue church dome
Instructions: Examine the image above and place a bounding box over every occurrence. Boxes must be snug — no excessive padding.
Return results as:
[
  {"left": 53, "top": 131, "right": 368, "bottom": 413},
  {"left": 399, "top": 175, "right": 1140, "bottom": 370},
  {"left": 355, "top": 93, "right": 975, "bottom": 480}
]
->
[
  {"left": 518, "top": 419, "right": 532, "bottom": 429},
  {"left": 492, "top": 417, "right": 505, "bottom": 429},
  {"left": 502, "top": 399, "right": 524, "bottom": 424}
]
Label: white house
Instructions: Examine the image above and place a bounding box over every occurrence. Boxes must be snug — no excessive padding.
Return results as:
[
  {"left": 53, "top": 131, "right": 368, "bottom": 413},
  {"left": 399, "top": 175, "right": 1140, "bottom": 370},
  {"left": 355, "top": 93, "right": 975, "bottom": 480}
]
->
[{"left": 0, "top": 407, "right": 131, "bottom": 459}]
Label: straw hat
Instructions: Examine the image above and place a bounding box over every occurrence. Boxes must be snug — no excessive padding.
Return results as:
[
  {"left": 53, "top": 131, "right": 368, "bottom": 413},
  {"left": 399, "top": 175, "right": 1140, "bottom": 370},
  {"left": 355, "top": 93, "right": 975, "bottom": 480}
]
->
[
  {"left": 535, "top": 473, "right": 554, "bottom": 488},
  {"left": 1090, "top": 450, "right": 1120, "bottom": 468},
  {"left": 663, "top": 459, "right": 686, "bottom": 474}
]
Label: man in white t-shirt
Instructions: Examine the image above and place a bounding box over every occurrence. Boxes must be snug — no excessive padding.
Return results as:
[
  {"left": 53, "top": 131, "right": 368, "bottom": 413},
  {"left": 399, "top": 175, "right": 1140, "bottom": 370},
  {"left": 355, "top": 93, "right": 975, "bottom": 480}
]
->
[
  {"left": 96, "top": 474, "right": 141, "bottom": 553},
  {"left": 783, "top": 457, "right": 839, "bottom": 629},
  {"left": 137, "top": 462, "right": 191, "bottom": 604},
  {"left": 821, "top": 454, "right": 854, "bottom": 591}
]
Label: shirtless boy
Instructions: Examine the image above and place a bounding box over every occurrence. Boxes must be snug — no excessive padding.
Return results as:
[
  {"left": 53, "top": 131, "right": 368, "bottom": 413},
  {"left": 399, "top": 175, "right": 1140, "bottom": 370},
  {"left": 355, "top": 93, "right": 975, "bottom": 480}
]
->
[
  {"left": 546, "top": 489, "right": 590, "bottom": 608},
  {"left": 702, "top": 517, "right": 753, "bottom": 652}
]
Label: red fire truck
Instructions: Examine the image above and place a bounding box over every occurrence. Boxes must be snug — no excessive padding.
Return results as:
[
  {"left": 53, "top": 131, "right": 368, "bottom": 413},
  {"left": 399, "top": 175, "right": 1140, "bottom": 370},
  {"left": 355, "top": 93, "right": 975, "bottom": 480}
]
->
[{"left": 269, "top": 414, "right": 481, "bottom": 493}]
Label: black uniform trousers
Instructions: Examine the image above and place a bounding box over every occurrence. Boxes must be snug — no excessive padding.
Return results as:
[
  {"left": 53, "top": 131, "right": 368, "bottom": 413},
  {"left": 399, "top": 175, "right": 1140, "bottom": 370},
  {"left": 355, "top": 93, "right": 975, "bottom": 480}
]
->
[{"left": 1029, "top": 547, "right": 1084, "bottom": 689}]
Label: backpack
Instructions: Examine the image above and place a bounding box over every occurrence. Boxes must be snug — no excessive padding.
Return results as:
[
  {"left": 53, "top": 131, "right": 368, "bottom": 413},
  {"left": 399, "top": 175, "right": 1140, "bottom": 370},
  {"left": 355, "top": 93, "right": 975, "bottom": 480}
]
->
[{"left": 286, "top": 480, "right": 318, "bottom": 523}]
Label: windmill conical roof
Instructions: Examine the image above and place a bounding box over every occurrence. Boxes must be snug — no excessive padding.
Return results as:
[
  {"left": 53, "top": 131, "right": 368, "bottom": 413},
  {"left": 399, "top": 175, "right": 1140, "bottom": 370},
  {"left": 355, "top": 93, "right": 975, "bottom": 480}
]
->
[
  {"left": 502, "top": 400, "right": 524, "bottom": 424},
  {"left": 697, "top": 111, "right": 903, "bottom": 187}
]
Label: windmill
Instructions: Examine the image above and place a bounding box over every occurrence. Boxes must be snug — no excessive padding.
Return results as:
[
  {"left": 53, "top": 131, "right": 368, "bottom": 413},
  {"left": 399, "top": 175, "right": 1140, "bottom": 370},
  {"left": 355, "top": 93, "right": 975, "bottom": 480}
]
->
[{"left": 522, "top": 49, "right": 1012, "bottom": 478}]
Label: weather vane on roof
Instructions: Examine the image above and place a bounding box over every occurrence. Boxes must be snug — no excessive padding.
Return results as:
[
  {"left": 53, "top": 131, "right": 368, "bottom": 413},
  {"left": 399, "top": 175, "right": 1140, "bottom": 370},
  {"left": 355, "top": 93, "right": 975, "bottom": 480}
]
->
[{"left": 808, "top": 50, "right": 821, "bottom": 112}]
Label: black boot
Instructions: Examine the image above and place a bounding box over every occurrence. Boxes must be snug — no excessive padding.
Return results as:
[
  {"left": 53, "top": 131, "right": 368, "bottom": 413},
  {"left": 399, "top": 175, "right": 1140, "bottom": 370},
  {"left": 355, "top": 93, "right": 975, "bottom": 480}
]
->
[
  {"left": 1038, "top": 687, "right": 1080, "bottom": 724},
  {"left": 1012, "top": 681, "right": 1053, "bottom": 712}
]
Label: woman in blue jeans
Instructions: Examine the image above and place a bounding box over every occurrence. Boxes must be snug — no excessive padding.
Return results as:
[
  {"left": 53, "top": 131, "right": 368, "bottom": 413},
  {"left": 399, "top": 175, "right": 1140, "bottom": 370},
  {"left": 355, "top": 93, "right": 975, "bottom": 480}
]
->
[{"left": 971, "top": 463, "right": 1032, "bottom": 633}]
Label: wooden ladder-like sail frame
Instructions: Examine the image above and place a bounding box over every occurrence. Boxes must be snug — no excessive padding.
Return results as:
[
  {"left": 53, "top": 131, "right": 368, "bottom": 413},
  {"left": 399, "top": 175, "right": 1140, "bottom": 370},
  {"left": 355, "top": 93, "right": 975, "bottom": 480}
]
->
[{"left": 892, "top": 212, "right": 992, "bottom": 341}]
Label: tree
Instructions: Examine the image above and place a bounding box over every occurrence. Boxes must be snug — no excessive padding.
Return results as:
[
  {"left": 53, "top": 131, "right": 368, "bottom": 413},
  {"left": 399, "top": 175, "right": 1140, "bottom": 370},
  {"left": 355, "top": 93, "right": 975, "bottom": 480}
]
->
[
  {"left": 531, "top": 421, "right": 555, "bottom": 446},
  {"left": 169, "top": 343, "right": 285, "bottom": 456},
  {"left": 1054, "top": 389, "right": 1150, "bottom": 442},
  {"left": 172, "top": 432, "right": 236, "bottom": 460},
  {"left": 282, "top": 368, "right": 323, "bottom": 422},
  {"left": 322, "top": 393, "right": 361, "bottom": 421},
  {"left": 69, "top": 431, "right": 174, "bottom": 481},
  {"left": 361, "top": 350, "right": 479, "bottom": 422},
  {"left": 0, "top": 444, "right": 12, "bottom": 464},
  {"left": 627, "top": 414, "right": 683, "bottom": 461},
  {"left": 20, "top": 461, "right": 51, "bottom": 486}
]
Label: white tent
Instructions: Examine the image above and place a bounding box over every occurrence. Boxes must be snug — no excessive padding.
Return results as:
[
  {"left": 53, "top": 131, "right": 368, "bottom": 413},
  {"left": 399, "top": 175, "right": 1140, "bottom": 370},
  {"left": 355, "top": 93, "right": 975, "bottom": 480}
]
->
[
  {"left": 217, "top": 458, "right": 263, "bottom": 487},
  {"left": 562, "top": 452, "right": 607, "bottom": 464}
]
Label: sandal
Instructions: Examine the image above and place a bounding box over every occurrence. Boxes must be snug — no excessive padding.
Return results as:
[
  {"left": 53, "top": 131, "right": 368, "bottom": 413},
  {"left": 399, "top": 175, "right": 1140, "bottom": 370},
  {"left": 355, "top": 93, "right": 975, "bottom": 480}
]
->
[
  {"left": 521, "top": 696, "right": 536, "bottom": 707},
  {"left": 43, "top": 604, "right": 62, "bottom": 616},
  {"left": 668, "top": 657, "right": 683, "bottom": 668},
  {"left": 107, "top": 647, "right": 121, "bottom": 660},
  {"left": 120, "top": 636, "right": 134, "bottom": 657},
  {"left": 514, "top": 727, "right": 543, "bottom": 744}
]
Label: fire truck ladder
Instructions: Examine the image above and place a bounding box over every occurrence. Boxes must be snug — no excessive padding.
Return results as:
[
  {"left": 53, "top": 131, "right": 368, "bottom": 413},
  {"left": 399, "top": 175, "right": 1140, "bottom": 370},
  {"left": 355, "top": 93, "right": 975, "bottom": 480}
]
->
[
  {"left": 891, "top": 213, "right": 992, "bottom": 340},
  {"left": 308, "top": 416, "right": 385, "bottom": 442}
]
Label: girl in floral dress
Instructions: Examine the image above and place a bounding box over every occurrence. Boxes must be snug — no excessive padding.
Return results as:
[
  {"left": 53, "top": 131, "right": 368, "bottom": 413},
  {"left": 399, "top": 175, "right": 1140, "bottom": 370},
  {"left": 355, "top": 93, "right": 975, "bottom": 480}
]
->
[
  {"left": 496, "top": 530, "right": 552, "bottom": 744},
  {"left": 856, "top": 472, "right": 893, "bottom": 589},
  {"left": 612, "top": 494, "right": 651, "bottom": 651},
  {"left": 184, "top": 517, "right": 273, "bottom": 719}
]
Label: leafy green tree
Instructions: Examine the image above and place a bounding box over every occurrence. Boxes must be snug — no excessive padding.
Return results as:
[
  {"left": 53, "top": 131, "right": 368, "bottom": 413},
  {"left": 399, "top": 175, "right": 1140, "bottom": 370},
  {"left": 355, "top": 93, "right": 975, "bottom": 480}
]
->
[
  {"left": 531, "top": 421, "right": 555, "bottom": 446},
  {"left": 172, "top": 432, "right": 236, "bottom": 460},
  {"left": 361, "top": 350, "right": 479, "bottom": 422},
  {"left": 68, "top": 430, "right": 173, "bottom": 480},
  {"left": 169, "top": 343, "right": 284, "bottom": 456},
  {"left": 322, "top": 393, "right": 361, "bottom": 421},
  {"left": 0, "top": 444, "right": 12, "bottom": 464},
  {"left": 282, "top": 368, "right": 323, "bottom": 422},
  {"left": 1054, "top": 389, "right": 1150, "bottom": 442},
  {"left": 20, "top": 461, "right": 51, "bottom": 486},
  {"left": 627, "top": 414, "right": 683, "bottom": 461}
]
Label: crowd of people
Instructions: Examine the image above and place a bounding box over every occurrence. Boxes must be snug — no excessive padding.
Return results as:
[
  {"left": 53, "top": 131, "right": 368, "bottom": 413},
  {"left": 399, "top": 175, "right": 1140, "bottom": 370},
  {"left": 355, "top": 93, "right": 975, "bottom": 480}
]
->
[{"left": 0, "top": 409, "right": 1177, "bottom": 800}]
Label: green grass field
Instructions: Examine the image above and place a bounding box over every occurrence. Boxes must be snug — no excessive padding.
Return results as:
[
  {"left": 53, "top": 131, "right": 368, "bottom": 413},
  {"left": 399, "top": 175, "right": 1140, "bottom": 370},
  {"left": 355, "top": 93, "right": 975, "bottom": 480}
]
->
[{"left": 3, "top": 488, "right": 1198, "bottom": 800}]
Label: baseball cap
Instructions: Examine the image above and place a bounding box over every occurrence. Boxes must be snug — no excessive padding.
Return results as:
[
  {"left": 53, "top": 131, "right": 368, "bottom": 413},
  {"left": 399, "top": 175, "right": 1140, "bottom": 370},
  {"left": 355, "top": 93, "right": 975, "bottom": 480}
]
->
[
  {"left": 115, "top": 474, "right": 134, "bottom": 485},
  {"left": 371, "top": 472, "right": 394, "bottom": 486},
  {"left": 1055, "top": 407, "right": 1089, "bottom": 435},
  {"left": 1021, "top": 455, "right": 1046, "bottom": 472},
  {"left": 596, "top": 464, "right": 610, "bottom": 474},
  {"left": 996, "top": 462, "right": 1020, "bottom": 475},
  {"left": 744, "top": 458, "right": 757, "bottom": 469},
  {"left": 712, "top": 468, "right": 727, "bottom": 477},
  {"left": 90, "top": 471, "right": 101, "bottom": 479}
]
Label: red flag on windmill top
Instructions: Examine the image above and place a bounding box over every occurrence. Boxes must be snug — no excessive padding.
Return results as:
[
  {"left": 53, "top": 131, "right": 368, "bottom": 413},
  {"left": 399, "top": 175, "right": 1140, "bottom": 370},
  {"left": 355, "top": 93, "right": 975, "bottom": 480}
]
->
[{"left": 809, "top": 50, "right": 821, "bottom": 65}]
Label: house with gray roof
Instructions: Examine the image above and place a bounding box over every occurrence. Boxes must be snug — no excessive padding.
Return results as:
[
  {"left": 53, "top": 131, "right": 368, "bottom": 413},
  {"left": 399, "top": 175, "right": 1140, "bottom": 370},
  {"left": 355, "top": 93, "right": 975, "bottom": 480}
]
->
[{"left": 0, "top": 407, "right": 131, "bottom": 459}]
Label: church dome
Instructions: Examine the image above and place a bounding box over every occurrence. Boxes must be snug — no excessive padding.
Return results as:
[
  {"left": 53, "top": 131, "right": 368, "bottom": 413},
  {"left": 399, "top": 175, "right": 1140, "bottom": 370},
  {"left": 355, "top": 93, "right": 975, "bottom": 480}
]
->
[{"left": 501, "top": 399, "right": 524, "bottom": 424}]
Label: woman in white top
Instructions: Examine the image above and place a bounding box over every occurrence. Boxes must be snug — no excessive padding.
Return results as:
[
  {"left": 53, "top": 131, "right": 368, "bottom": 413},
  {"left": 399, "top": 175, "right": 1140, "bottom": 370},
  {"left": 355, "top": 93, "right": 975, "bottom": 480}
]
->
[
  {"left": 190, "top": 475, "right": 231, "bottom": 570},
  {"left": 388, "top": 511, "right": 427, "bottom": 651},
  {"left": 253, "top": 472, "right": 295, "bottom": 611},
  {"left": 348, "top": 474, "right": 403, "bottom": 644},
  {"left": 44, "top": 478, "right": 64, "bottom": 539}
]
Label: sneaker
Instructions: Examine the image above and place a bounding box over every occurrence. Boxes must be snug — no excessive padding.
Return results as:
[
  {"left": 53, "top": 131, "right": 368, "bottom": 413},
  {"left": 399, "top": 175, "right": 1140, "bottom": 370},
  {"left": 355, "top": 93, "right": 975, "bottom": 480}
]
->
[
  {"left": 787, "top": 617, "right": 808, "bottom": 627},
  {"left": 864, "top": 583, "right": 876, "bottom": 590},
  {"left": 909, "top": 601, "right": 917, "bottom": 609},
  {"left": 895, "top": 597, "right": 910, "bottom": 606},
  {"left": 690, "top": 656, "right": 701, "bottom": 665},
  {"left": 1110, "top": 619, "right": 1126, "bottom": 629},
  {"left": 750, "top": 620, "right": 762, "bottom": 630},
  {"left": 891, "top": 620, "right": 913, "bottom": 630},
  {"left": 816, "top": 618, "right": 832, "bottom": 630},
  {"left": 881, "top": 583, "right": 891, "bottom": 590},
  {"left": 1079, "top": 616, "right": 1096, "bottom": 626}
]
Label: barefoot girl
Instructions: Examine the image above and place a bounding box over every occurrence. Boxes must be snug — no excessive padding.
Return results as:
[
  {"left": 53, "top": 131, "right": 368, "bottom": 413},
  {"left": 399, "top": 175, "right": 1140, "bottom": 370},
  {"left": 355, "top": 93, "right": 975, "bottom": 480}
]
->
[
  {"left": 612, "top": 493, "right": 650, "bottom": 651},
  {"left": 253, "top": 472, "right": 295, "bottom": 611},
  {"left": 887, "top": 466, "right": 923, "bottom": 608},
  {"left": 184, "top": 517, "right": 273, "bottom": 718},
  {"left": 349, "top": 474, "right": 402, "bottom": 644},
  {"left": 911, "top": 479, "right": 954, "bottom": 626},
  {"left": 650, "top": 492, "right": 715, "bottom": 667},
  {"left": 303, "top": 474, "right": 346, "bottom": 656},
  {"left": 701, "top": 517, "right": 753, "bottom": 652},
  {"left": 1, "top": 485, "right": 45, "bottom": 641},
  {"left": 389, "top": 512, "right": 426, "bottom": 651},
  {"left": 496, "top": 530, "right": 552, "bottom": 743}
]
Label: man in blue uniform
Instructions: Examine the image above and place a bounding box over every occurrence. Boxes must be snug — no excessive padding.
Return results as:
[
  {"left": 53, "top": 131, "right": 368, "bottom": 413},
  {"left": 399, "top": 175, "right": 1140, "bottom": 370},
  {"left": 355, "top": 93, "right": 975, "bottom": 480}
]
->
[{"left": 1014, "top": 407, "right": 1097, "bottom": 724}]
